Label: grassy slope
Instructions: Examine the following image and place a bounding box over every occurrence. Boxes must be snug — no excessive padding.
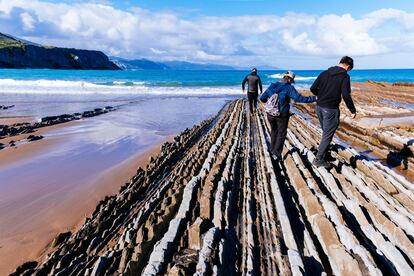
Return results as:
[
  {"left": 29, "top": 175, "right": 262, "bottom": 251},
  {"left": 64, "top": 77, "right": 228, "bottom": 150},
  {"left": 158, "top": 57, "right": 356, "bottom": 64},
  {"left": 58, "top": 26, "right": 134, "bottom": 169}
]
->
[{"left": 0, "top": 34, "right": 25, "bottom": 49}]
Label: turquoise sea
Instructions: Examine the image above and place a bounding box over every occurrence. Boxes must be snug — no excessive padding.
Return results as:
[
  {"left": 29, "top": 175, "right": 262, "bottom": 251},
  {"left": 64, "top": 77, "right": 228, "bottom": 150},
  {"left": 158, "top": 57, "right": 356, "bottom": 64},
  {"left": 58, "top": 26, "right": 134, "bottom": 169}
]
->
[
  {"left": 0, "top": 68, "right": 414, "bottom": 94},
  {"left": 1, "top": 68, "right": 413, "bottom": 118}
]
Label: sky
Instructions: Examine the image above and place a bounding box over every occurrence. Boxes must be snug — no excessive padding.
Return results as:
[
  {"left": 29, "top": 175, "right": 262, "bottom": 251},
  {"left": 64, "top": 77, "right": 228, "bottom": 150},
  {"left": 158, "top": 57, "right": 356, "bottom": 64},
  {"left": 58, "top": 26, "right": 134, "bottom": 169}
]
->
[{"left": 1, "top": 0, "right": 414, "bottom": 69}]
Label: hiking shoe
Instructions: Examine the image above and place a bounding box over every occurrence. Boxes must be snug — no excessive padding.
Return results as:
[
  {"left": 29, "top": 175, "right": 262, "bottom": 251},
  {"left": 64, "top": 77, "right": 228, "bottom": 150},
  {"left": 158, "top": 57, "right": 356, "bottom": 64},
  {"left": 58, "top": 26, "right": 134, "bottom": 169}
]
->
[{"left": 312, "top": 159, "right": 332, "bottom": 169}]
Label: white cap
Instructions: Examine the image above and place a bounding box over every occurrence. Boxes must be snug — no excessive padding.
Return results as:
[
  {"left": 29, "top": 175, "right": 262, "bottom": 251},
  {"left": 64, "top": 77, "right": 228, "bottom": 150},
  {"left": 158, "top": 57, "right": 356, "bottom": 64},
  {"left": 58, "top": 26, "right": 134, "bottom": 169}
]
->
[{"left": 283, "top": 71, "right": 295, "bottom": 82}]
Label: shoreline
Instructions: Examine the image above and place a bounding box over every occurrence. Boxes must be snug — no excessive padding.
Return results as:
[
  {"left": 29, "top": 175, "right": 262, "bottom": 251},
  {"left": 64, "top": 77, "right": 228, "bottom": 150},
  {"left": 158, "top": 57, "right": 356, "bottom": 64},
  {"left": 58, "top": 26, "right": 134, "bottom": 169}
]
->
[
  {"left": 0, "top": 120, "right": 79, "bottom": 167},
  {"left": 0, "top": 125, "right": 172, "bottom": 275},
  {"left": 0, "top": 137, "right": 171, "bottom": 275}
]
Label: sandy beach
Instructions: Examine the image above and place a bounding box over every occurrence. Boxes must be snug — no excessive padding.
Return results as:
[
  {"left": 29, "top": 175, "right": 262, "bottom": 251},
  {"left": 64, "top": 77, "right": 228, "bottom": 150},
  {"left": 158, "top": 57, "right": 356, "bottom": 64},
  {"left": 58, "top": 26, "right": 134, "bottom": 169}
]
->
[
  {"left": 0, "top": 121, "right": 79, "bottom": 167},
  {"left": 0, "top": 116, "right": 34, "bottom": 125},
  {"left": 0, "top": 139, "right": 166, "bottom": 275}
]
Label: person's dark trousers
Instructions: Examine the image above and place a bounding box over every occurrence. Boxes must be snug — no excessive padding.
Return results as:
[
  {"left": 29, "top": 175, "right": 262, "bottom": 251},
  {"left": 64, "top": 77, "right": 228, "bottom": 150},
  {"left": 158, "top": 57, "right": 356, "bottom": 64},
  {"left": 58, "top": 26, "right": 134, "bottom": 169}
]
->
[
  {"left": 267, "top": 112, "right": 290, "bottom": 156},
  {"left": 247, "top": 92, "right": 258, "bottom": 113},
  {"left": 315, "top": 106, "right": 340, "bottom": 161}
]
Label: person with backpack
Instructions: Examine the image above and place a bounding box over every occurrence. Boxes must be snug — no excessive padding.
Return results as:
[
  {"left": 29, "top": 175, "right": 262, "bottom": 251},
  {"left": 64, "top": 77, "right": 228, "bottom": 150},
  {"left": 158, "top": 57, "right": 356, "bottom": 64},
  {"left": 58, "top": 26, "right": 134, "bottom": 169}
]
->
[
  {"left": 242, "top": 68, "right": 263, "bottom": 113},
  {"left": 259, "top": 71, "right": 316, "bottom": 161},
  {"left": 310, "top": 56, "right": 357, "bottom": 168}
]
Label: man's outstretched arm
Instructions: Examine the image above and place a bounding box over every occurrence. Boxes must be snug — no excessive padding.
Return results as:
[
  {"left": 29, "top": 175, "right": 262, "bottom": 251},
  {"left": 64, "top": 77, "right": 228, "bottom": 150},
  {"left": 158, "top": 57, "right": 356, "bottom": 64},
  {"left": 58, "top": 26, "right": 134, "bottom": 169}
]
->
[
  {"left": 310, "top": 73, "right": 321, "bottom": 95},
  {"left": 341, "top": 75, "right": 356, "bottom": 114},
  {"left": 289, "top": 87, "right": 317, "bottom": 103}
]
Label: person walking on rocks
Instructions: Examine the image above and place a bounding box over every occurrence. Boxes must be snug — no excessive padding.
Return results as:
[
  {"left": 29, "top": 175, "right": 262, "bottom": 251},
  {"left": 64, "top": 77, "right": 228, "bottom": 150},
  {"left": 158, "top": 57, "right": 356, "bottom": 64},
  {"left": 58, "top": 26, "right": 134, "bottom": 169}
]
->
[
  {"left": 310, "top": 56, "right": 357, "bottom": 168},
  {"left": 259, "top": 71, "right": 316, "bottom": 161},
  {"left": 242, "top": 68, "right": 263, "bottom": 113}
]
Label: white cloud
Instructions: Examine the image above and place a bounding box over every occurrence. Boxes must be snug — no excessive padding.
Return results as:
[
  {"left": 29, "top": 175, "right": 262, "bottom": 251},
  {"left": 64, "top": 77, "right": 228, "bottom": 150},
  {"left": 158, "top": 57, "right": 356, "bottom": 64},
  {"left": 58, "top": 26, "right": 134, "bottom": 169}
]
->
[
  {"left": 0, "top": 0, "right": 413, "bottom": 67},
  {"left": 20, "top": 12, "right": 35, "bottom": 31},
  {"left": 365, "top": 8, "right": 414, "bottom": 30}
]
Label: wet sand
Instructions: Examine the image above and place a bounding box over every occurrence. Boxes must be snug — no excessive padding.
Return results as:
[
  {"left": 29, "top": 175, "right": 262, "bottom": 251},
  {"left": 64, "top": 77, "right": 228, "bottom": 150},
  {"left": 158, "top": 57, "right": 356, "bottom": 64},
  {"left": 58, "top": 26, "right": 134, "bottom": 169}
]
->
[
  {"left": 0, "top": 121, "right": 79, "bottom": 166},
  {"left": 0, "top": 116, "right": 34, "bottom": 125},
  {"left": 0, "top": 137, "right": 170, "bottom": 275}
]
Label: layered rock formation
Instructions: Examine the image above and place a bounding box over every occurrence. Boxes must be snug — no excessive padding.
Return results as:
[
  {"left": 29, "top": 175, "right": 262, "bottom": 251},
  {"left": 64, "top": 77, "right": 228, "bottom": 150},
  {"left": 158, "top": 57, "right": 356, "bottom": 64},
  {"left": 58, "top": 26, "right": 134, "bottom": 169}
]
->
[
  {"left": 11, "top": 100, "right": 414, "bottom": 275},
  {"left": 296, "top": 81, "right": 414, "bottom": 179}
]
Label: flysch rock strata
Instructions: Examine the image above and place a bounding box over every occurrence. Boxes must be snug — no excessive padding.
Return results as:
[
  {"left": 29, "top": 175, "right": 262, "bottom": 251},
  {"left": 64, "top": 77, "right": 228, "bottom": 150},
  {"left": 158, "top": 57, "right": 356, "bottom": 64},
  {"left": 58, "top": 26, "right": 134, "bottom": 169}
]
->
[{"left": 11, "top": 99, "right": 414, "bottom": 276}]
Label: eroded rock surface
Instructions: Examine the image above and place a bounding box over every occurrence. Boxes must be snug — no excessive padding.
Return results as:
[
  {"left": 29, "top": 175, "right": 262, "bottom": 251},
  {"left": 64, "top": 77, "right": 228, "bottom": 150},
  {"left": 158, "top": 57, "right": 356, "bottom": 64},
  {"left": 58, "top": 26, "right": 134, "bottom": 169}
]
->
[{"left": 11, "top": 99, "right": 414, "bottom": 275}]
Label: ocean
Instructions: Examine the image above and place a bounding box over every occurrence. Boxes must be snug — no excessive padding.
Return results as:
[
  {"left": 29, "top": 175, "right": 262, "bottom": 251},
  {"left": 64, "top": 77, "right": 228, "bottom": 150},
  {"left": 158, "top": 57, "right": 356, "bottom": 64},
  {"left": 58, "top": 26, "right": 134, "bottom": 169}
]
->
[
  {"left": 1, "top": 68, "right": 414, "bottom": 95},
  {"left": 1, "top": 68, "right": 414, "bottom": 118}
]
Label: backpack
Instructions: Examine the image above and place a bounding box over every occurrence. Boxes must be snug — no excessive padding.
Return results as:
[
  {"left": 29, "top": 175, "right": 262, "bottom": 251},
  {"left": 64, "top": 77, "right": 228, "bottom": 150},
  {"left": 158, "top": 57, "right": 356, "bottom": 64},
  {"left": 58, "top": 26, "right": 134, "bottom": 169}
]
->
[{"left": 264, "top": 91, "right": 281, "bottom": 117}]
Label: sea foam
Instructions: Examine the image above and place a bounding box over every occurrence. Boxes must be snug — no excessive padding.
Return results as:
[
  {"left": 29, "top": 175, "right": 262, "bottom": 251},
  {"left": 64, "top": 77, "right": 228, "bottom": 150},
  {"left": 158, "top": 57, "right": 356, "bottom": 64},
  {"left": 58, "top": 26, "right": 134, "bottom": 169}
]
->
[{"left": 0, "top": 78, "right": 242, "bottom": 95}]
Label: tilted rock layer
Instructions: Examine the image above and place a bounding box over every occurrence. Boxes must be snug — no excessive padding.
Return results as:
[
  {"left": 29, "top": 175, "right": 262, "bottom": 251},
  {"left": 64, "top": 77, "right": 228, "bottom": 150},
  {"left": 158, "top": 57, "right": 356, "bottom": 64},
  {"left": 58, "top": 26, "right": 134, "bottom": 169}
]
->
[{"left": 12, "top": 100, "right": 414, "bottom": 275}]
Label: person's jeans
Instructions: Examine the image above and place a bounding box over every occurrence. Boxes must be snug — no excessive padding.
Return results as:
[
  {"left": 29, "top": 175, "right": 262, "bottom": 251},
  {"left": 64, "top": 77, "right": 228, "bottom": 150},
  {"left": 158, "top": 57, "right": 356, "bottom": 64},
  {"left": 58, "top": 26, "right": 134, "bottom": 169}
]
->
[
  {"left": 316, "top": 106, "right": 340, "bottom": 161},
  {"left": 267, "top": 112, "right": 290, "bottom": 155},
  {"left": 247, "top": 92, "right": 258, "bottom": 113}
]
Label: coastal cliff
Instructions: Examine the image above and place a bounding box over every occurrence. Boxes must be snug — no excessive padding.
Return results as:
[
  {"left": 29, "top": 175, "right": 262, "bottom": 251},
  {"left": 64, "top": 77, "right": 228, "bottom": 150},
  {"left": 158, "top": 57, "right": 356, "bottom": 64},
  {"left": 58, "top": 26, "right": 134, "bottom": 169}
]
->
[{"left": 0, "top": 33, "right": 119, "bottom": 70}]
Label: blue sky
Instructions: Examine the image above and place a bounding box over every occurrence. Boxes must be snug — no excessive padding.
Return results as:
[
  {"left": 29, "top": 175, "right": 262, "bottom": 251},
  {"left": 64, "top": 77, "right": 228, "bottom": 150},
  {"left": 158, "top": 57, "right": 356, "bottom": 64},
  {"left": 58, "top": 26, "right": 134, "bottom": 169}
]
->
[
  {"left": 127, "top": 0, "right": 414, "bottom": 16},
  {"left": 1, "top": 0, "right": 414, "bottom": 69}
]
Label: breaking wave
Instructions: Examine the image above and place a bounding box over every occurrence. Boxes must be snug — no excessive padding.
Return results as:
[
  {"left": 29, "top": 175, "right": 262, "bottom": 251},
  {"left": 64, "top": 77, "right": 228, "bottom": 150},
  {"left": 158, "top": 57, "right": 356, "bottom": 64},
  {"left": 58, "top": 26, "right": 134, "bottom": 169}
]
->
[{"left": 0, "top": 78, "right": 242, "bottom": 95}]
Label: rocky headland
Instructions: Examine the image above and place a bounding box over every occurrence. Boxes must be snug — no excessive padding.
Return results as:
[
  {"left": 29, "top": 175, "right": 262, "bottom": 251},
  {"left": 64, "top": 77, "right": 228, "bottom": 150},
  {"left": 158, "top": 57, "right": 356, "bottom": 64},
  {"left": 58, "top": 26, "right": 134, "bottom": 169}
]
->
[{"left": 0, "top": 33, "right": 119, "bottom": 70}]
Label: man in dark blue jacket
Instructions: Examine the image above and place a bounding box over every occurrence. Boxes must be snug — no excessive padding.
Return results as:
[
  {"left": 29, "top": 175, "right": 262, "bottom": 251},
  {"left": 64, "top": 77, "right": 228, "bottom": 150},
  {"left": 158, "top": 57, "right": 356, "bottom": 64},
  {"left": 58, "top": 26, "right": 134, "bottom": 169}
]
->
[
  {"left": 260, "top": 71, "right": 316, "bottom": 161},
  {"left": 310, "top": 56, "right": 357, "bottom": 168}
]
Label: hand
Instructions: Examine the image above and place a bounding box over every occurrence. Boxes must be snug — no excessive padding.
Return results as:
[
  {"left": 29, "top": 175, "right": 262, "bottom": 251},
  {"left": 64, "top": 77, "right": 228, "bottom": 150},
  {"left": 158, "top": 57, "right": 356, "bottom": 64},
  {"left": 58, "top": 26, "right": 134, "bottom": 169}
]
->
[{"left": 351, "top": 112, "right": 357, "bottom": 119}]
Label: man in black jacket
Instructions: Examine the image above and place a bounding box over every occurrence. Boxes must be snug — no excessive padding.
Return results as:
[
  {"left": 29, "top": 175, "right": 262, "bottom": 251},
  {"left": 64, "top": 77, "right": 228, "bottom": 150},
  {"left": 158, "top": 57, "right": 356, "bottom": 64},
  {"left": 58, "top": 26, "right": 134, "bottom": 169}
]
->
[
  {"left": 242, "top": 68, "right": 263, "bottom": 113},
  {"left": 310, "top": 56, "right": 357, "bottom": 168}
]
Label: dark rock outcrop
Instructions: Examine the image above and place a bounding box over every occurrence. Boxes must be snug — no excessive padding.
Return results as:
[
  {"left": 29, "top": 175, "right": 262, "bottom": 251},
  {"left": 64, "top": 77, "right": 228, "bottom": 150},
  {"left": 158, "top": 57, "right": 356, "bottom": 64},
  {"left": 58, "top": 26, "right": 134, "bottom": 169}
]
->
[
  {"left": 0, "top": 33, "right": 119, "bottom": 70},
  {"left": 51, "top": 232, "right": 71, "bottom": 248},
  {"left": 27, "top": 135, "right": 43, "bottom": 142},
  {"left": 9, "top": 261, "right": 37, "bottom": 276},
  {"left": 0, "top": 106, "right": 115, "bottom": 139},
  {"left": 0, "top": 105, "right": 15, "bottom": 110}
]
